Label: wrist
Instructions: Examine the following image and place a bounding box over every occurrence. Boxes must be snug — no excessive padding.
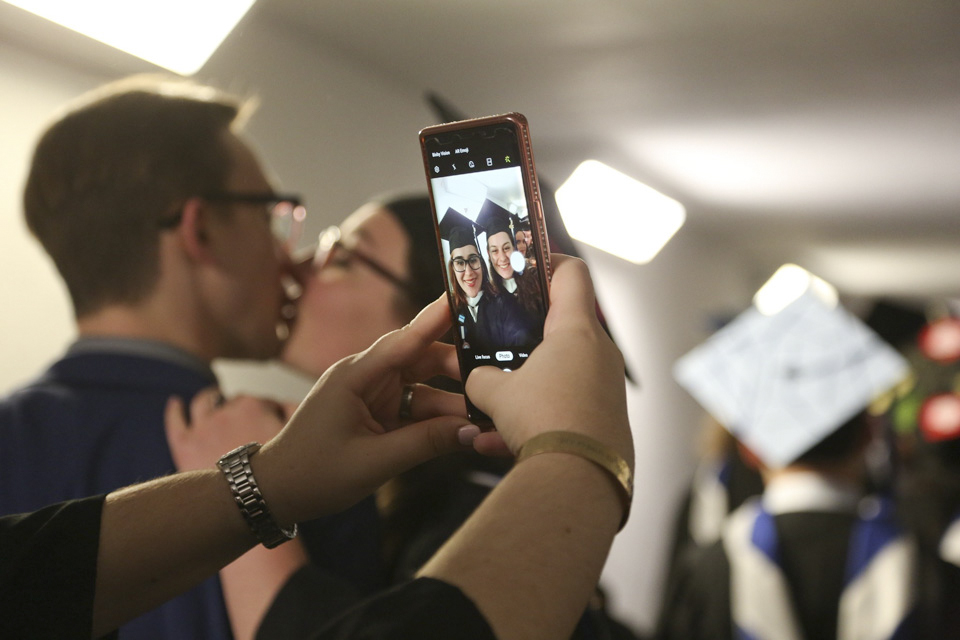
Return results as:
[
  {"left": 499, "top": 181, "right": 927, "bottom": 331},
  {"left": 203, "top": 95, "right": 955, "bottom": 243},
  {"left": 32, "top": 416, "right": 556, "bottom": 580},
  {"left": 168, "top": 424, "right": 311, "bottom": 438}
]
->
[
  {"left": 516, "top": 430, "right": 633, "bottom": 530},
  {"left": 217, "top": 443, "right": 298, "bottom": 548}
]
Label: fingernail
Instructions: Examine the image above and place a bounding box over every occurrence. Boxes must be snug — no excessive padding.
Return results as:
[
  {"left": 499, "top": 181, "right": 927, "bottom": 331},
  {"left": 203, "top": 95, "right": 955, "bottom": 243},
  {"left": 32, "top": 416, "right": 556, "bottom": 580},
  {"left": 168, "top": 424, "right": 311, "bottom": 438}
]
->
[{"left": 458, "top": 424, "right": 481, "bottom": 446}]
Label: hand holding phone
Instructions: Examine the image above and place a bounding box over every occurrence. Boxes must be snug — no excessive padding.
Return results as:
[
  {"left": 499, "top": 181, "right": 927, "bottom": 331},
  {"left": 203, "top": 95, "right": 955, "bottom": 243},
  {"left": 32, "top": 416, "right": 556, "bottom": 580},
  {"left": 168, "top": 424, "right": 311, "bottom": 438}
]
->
[{"left": 420, "top": 113, "right": 552, "bottom": 425}]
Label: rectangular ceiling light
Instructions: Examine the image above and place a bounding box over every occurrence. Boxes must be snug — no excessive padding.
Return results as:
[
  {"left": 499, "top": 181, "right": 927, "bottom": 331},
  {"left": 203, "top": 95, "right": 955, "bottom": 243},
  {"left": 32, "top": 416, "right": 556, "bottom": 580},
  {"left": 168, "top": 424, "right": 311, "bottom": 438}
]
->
[
  {"left": 3, "top": 0, "right": 256, "bottom": 76},
  {"left": 555, "top": 160, "right": 685, "bottom": 265}
]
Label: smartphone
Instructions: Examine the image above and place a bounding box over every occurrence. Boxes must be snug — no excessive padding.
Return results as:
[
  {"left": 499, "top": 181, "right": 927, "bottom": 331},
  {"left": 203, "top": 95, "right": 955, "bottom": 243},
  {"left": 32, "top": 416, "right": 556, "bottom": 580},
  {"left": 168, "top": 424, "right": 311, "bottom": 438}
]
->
[{"left": 419, "top": 113, "right": 552, "bottom": 425}]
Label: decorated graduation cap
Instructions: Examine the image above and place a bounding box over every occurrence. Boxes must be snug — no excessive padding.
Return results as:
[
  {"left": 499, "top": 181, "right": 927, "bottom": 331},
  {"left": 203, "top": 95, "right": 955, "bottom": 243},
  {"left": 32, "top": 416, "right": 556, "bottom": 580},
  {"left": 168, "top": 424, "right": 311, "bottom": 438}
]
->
[
  {"left": 476, "top": 198, "right": 521, "bottom": 241},
  {"left": 673, "top": 290, "right": 910, "bottom": 468},
  {"left": 438, "top": 207, "right": 479, "bottom": 250}
]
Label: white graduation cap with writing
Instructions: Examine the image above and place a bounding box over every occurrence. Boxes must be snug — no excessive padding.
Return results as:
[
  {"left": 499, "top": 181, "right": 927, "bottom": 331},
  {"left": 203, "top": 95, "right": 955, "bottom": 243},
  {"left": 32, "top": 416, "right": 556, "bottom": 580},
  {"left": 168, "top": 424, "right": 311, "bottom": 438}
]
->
[{"left": 674, "top": 290, "right": 909, "bottom": 468}]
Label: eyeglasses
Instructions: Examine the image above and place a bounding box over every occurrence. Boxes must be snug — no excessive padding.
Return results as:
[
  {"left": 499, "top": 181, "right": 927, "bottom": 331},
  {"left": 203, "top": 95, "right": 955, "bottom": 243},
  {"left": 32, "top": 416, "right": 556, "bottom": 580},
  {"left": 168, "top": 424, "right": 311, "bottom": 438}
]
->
[
  {"left": 159, "top": 191, "right": 307, "bottom": 251},
  {"left": 315, "top": 226, "right": 417, "bottom": 297},
  {"left": 451, "top": 255, "right": 483, "bottom": 273}
]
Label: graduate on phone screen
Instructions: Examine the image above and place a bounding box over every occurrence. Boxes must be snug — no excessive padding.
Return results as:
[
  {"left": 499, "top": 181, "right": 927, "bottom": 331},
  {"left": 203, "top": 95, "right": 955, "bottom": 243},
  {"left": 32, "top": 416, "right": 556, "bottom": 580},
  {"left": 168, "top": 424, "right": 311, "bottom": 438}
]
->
[
  {"left": 446, "top": 225, "right": 534, "bottom": 353},
  {"left": 477, "top": 200, "right": 545, "bottom": 340}
]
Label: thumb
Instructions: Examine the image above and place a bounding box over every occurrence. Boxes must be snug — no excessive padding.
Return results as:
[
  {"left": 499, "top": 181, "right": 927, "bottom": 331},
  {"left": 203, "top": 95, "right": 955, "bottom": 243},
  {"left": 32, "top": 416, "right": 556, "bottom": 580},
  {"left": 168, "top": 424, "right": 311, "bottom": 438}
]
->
[{"left": 463, "top": 365, "right": 511, "bottom": 422}]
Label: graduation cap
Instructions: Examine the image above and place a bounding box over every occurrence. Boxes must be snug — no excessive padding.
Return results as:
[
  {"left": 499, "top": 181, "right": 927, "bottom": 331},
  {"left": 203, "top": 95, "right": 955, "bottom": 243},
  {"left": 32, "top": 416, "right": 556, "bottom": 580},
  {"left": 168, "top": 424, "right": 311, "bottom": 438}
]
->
[
  {"left": 476, "top": 199, "right": 521, "bottom": 241},
  {"left": 438, "top": 207, "right": 479, "bottom": 250},
  {"left": 673, "top": 290, "right": 910, "bottom": 468}
]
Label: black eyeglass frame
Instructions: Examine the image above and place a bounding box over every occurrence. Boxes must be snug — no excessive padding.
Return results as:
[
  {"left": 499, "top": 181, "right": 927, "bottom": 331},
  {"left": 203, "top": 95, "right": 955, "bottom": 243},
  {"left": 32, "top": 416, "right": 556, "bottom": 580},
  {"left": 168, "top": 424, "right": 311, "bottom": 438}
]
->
[
  {"left": 450, "top": 254, "right": 484, "bottom": 273},
  {"left": 315, "top": 226, "right": 419, "bottom": 300}
]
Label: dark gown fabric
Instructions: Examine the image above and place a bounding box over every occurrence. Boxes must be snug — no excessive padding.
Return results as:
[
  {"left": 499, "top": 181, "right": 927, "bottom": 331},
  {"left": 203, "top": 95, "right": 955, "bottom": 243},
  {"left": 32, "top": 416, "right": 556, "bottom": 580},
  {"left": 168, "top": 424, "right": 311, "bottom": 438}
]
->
[
  {"left": 0, "top": 495, "right": 110, "bottom": 640},
  {"left": 458, "top": 290, "right": 536, "bottom": 354},
  {"left": 657, "top": 509, "right": 913, "bottom": 640}
]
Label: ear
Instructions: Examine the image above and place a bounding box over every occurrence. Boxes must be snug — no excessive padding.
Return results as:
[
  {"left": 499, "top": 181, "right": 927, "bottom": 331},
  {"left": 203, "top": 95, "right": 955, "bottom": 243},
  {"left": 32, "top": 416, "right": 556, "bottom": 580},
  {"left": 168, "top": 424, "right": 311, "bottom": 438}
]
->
[{"left": 176, "top": 197, "right": 217, "bottom": 265}]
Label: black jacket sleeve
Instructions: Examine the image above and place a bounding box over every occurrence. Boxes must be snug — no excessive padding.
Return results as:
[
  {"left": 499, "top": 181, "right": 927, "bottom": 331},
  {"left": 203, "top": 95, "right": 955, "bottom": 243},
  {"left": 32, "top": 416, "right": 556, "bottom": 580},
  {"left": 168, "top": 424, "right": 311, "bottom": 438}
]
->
[
  {"left": 305, "top": 577, "right": 496, "bottom": 640},
  {"left": 0, "top": 494, "right": 111, "bottom": 639}
]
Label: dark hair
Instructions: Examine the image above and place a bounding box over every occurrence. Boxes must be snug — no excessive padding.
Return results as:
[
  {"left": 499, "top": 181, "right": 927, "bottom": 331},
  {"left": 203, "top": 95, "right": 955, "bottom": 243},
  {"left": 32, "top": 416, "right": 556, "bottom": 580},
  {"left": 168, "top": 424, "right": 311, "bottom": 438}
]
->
[
  {"left": 793, "top": 411, "right": 870, "bottom": 467},
  {"left": 23, "top": 75, "right": 248, "bottom": 317},
  {"left": 377, "top": 195, "right": 447, "bottom": 316}
]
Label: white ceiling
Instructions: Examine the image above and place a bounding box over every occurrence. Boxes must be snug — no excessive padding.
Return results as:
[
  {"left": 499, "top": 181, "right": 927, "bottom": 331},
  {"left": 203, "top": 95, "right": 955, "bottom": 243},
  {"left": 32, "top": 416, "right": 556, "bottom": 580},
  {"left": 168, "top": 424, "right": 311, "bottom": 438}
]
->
[
  {"left": 3, "top": 0, "right": 959, "bottom": 299},
  {"left": 261, "top": 0, "right": 960, "bottom": 298}
]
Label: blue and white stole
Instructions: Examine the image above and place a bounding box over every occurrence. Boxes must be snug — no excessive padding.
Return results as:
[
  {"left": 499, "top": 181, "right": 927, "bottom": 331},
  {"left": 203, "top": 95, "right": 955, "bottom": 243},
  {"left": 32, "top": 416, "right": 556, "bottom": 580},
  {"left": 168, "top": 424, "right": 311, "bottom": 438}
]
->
[{"left": 723, "top": 473, "right": 916, "bottom": 640}]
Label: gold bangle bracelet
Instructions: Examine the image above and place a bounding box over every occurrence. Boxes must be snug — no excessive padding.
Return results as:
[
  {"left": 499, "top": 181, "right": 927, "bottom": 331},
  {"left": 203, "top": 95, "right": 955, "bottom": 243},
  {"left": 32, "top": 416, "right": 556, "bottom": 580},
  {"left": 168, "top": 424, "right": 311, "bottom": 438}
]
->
[{"left": 516, "top": 431, "right": 633, "bottom": 530}]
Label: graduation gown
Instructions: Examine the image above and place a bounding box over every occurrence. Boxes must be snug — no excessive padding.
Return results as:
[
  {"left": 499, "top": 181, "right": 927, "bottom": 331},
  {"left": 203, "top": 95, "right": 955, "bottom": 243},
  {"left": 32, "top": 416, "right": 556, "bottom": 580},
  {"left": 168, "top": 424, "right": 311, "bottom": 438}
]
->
[
  {"left": 658, "top": 473, "right": 917, "bottom": 640},
  {"left": 502, "top": 268, "right": 546, "bottom": 341},
  {"left": 459, "top": 290, "right": 536, "bottom": 353}
]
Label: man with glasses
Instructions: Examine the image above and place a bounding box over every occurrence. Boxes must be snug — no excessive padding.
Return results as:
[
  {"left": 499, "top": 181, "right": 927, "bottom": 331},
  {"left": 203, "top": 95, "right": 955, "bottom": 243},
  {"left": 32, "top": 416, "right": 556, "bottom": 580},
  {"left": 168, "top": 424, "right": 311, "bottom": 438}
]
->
[{"left": 0, "top": 75, "right": 308, "bottom": 640}]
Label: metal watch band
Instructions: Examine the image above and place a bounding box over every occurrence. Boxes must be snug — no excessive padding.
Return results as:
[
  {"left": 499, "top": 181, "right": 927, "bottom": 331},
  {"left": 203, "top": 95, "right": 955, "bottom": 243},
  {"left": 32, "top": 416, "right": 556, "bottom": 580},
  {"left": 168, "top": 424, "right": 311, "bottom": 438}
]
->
[{"left": 217, "top": 442, "right": 298, "bottom": 549}]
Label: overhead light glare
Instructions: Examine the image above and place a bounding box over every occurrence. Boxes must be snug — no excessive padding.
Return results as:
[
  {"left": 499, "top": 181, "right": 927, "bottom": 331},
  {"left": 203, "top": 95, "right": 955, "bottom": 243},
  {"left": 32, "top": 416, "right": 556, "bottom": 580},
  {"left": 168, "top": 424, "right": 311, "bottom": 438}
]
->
[
  {"left": 754, "top": 264, "right": 838, "bottom": 316},
  {"left": 3, "top": 0, "right": 256, "bottom": 76},
  {"left": 555, "top": 160, "right": 685, "bottom": 264}
]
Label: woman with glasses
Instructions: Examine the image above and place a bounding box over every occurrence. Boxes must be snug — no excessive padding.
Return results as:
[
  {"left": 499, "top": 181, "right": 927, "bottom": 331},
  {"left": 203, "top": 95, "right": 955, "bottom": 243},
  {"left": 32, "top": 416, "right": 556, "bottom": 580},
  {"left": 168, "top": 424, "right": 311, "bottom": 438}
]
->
[
  {"left": 281, "top": 195, "right": 443, "bottom": 379},
  {"left": 447, "top": 226, "right": 536, "bottom": 354}
]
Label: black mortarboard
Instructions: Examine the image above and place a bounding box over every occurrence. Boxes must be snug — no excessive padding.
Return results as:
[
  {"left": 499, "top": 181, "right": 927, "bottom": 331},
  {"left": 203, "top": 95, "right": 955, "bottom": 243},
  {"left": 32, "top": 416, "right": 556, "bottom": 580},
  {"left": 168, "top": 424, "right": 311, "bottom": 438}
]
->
[
  {"left": 449, "top": 226, "right": 478, "bottom": 251},
  {"left": 476, "top": 199, "right": 520, "bottom": 241},
  {"left": 438, "top": 207, "right": 478, "bottom": 250}
]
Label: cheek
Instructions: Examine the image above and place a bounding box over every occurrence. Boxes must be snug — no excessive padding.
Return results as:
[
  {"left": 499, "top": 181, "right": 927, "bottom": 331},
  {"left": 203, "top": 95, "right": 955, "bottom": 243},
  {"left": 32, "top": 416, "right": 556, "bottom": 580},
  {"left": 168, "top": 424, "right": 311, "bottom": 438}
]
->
[{"left": 306, "top": 274, "right": 398, "bottom": 328}]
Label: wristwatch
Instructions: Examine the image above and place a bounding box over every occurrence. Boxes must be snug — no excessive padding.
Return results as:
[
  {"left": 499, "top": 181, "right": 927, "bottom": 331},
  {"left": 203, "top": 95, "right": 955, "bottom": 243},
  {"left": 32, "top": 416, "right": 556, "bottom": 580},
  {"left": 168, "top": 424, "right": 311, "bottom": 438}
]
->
[{"left": 217, "top": 442, "right": 298, "bottom": 548}]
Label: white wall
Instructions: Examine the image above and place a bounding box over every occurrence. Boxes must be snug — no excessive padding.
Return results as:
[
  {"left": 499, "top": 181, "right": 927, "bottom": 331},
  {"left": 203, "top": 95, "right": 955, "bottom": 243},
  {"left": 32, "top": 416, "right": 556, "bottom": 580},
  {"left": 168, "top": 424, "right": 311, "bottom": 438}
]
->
[
  {"left": 0, "top": 16, "right": 754, "bottom": 637},
  {"left": 0, "top": 42, "right": 106, "bottom": 391},
  {"left": 583, "top": 228, "right": 752, "bottom": 631}
]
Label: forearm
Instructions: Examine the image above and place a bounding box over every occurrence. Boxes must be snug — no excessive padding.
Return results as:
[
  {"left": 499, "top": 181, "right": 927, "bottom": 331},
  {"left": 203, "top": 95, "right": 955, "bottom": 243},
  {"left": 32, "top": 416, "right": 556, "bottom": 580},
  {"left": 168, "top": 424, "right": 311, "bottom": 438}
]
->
[
  {"left": 417, "top": 451, "right": 624, "bottom": 640},
  {"left": 93, "top": 469, "right": 256, "bottom": 637}
]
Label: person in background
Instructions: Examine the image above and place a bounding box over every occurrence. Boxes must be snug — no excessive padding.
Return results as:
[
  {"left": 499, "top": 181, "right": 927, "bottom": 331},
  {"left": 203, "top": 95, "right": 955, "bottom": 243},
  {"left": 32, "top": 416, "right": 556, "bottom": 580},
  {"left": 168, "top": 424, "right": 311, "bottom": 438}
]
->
[
  {"left": 2, "top": 254, "right": 636, "bottom": 640},
  {"left": 660, "top": 290, "right": 916, "bottom": 640},
  {"left": 0, "top": 74, "right": 307, "bottom": 640},
  {"left": 658, "top": 415, "right": 763, "bottom": 621}
]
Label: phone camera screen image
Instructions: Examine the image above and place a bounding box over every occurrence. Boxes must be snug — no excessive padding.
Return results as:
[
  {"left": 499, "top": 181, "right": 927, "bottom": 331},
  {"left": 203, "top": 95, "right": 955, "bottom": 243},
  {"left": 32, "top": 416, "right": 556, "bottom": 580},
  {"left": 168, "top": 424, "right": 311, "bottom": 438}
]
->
[{"left": 421, "top": 115, "right": 550, "bottom": 423}]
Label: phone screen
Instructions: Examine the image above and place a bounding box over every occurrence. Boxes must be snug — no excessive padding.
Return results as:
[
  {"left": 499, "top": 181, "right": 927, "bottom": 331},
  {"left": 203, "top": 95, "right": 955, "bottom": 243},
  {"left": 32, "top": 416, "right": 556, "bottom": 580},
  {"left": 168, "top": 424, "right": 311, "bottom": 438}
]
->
[{"left": 422, "top": 117, "right": 550, "bottom": 423}]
